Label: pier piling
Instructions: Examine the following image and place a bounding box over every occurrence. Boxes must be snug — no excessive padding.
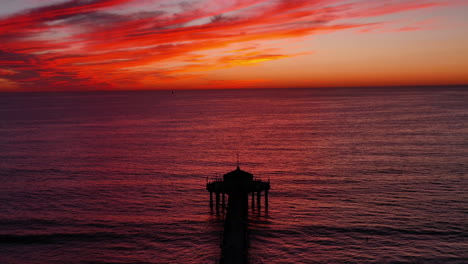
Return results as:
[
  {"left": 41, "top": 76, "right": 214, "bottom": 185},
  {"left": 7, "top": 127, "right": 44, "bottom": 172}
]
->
[{"left": 210, "top": 192, "right": 213, "bottom": 209}]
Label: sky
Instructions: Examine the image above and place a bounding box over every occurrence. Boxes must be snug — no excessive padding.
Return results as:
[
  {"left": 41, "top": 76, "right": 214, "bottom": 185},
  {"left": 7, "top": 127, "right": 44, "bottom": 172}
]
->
[{"left": 0, "top": 0, "right": 467, "bottom": 91}]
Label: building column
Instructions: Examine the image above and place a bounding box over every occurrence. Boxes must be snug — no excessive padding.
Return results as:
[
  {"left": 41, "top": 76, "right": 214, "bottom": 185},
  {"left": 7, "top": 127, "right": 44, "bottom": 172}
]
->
[
  {"left": 216, "top": 192, "right": 220, "bottom": 212},
  {"left": 265, "top": 190, "right": 269, "bottom": 209}
]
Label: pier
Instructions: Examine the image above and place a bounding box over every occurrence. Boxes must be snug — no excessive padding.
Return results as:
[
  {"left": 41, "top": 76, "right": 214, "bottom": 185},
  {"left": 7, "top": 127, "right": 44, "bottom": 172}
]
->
[{"left": 206, "top": 166, "right": 270, "bottom": 264}]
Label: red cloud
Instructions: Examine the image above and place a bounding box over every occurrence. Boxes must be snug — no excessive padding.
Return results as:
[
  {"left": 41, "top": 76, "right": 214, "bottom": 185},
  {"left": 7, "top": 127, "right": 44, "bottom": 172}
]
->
[
  {"left": 0, "top": 0, "right": 452, "bottom": 90},
  {"left": 0, "top": 68, "right": 18, "bottom": 76}
]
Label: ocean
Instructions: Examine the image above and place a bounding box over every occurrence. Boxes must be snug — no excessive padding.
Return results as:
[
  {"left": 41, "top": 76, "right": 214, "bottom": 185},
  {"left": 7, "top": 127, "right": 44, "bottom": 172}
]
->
[{"left": 0, "top": 87, "right": 466, "bottom": 263}]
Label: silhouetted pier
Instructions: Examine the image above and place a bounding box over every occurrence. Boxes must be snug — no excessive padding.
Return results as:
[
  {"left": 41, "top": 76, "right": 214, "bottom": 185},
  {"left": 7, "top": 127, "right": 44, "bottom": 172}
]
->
[{"left": 206, "top": 166, "right": 270, "bottom": 264}]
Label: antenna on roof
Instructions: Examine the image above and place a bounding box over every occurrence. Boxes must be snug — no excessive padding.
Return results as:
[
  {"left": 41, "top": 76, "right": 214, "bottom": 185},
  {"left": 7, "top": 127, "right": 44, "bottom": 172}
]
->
[{"left": 236, "top": 152, "right": 240, "bottom": 169}]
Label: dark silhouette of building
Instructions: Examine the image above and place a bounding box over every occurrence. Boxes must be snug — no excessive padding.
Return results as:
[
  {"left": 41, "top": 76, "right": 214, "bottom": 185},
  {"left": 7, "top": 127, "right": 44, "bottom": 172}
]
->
[{"left": 206, "top": 166, "right": 270, "bottom": 264}]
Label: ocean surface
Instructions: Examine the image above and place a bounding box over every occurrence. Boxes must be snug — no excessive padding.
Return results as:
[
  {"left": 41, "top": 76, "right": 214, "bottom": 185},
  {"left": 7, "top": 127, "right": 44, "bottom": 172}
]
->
[{"left": 0, "top": 87, "right": 466, "bottom": 264}]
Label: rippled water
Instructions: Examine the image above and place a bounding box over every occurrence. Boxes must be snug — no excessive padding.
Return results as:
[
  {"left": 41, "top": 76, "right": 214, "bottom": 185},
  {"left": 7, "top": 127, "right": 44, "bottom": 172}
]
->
[{"left": 0, "top": 87, "right": 467, "bottom": 263}]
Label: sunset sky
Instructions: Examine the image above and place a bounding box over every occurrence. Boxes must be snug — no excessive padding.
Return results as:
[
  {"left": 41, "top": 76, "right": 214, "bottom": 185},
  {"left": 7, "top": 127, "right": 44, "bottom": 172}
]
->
[{"left": 1, "top": 0, "right": 467, "bottom": 91}]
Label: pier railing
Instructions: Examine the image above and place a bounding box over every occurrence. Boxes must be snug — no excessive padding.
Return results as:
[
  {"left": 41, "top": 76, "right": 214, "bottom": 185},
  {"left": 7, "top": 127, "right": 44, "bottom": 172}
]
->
[
  {"left": 206, "top": 175, "right": 270, "bottom": 184},
  {"left": 253, "top": 176, "right": 270, "bottom": 182},
  {"left": 206, "top": 175, "right": 223, "bottom": 183}
]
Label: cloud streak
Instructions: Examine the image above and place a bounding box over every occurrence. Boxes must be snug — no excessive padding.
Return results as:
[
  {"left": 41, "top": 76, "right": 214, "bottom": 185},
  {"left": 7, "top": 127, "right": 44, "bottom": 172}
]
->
[{"left": 0, "top": 0, "right": 456, "bottom": 90}]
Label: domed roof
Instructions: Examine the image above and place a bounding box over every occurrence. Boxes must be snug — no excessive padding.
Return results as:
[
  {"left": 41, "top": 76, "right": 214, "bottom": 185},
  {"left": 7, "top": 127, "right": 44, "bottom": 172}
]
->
[{"left": 223, "top": 166, "right": 253, "bottom": 182}]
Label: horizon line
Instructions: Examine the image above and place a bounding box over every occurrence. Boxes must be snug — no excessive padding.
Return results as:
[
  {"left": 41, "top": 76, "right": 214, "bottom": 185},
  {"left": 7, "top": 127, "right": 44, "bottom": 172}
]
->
[{"left": 1, "top": 84, "right": 467, "bottom": 94}]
